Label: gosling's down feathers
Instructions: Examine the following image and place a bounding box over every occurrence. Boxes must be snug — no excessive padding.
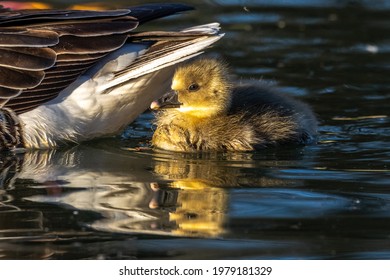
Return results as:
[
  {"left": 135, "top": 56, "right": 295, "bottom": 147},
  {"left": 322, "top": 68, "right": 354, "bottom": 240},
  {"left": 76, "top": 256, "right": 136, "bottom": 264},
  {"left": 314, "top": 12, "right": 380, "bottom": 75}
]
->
[{"left": 151, "top": 58, "right": 317, "bottom": 152}]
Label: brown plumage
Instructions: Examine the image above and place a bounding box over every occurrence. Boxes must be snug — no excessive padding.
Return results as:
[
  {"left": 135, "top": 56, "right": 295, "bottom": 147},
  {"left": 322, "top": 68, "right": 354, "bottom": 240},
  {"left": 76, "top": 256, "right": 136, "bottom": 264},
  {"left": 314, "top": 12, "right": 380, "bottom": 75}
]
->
[{"left": 151, "top": 58, "right": 317, "bottom": 152}]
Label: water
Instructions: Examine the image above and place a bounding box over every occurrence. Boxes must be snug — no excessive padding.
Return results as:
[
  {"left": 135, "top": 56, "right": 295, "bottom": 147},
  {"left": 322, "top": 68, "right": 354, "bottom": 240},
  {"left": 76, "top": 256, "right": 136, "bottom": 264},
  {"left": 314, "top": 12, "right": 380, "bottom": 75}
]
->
[{"left": 0, "top": 0, "right": 389, "bottom": 259}]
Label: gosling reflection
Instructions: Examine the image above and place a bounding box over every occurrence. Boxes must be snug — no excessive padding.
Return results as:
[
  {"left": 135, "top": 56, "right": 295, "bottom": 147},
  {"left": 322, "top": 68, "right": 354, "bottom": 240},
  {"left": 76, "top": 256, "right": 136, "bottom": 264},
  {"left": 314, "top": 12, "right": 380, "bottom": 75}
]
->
[
  {"left": 149, "top": 181, "right": 228, "bottom": 237},
  {"left": 150, "top": 152, "right": 290, "bottom": 238}
]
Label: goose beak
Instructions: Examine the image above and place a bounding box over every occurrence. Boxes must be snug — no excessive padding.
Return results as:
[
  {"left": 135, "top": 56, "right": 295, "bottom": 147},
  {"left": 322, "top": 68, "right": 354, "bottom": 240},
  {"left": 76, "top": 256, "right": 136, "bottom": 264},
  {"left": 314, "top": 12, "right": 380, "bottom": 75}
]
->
[{"left": 150, "top": 90, "right": 182, "bottom": 110}]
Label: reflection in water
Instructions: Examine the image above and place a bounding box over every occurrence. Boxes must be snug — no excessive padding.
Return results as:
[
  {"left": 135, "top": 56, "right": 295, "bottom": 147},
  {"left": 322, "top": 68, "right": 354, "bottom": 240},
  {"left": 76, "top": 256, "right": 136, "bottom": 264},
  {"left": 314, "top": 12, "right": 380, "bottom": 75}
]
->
[
  {"left": 149, "top": 181, "right": 228, "bottom": 237},
  {"left": 2, "top": 136, "right": 389, "bottom": 259},
  {"left": 2, "top": 141, "right": 389, "bottom": 259},
  {"left": 0, "top": 146, "right": 292, "bottom": 241},
  {"left": 151, "top": 151, "right": 296, "bottom": 237},
  {"left": 0, "top": 143, "right": 310, "bottom": 258}
]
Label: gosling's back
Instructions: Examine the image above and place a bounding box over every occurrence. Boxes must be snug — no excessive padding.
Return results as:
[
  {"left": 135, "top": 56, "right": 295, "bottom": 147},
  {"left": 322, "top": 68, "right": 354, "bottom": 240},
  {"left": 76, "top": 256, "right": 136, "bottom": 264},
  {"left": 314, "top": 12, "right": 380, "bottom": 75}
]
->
[{"left": 229, "top": 83, "right": 317, "bottom": 146}]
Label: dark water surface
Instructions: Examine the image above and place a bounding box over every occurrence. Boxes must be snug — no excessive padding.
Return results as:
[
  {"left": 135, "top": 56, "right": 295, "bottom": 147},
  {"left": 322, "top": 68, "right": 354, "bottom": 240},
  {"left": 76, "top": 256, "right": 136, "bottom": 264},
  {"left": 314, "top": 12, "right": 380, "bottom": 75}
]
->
[{"left": 1, "top": 0, "right": 389, "bottom": 259}]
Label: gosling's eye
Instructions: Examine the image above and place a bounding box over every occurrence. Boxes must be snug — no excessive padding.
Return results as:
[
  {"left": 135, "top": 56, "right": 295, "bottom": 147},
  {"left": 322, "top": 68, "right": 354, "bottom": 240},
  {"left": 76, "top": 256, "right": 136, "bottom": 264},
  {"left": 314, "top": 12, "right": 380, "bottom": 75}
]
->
[{"left": 188, "top": 83, "right": 200, "bottom": 92}]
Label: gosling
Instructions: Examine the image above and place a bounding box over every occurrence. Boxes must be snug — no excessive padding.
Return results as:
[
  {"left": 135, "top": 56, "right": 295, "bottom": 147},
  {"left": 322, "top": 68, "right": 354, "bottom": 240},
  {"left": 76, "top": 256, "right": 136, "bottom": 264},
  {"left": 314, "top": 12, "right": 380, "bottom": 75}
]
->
[{"left": 151, "top": 58, "right": 317, "bottom": 152}]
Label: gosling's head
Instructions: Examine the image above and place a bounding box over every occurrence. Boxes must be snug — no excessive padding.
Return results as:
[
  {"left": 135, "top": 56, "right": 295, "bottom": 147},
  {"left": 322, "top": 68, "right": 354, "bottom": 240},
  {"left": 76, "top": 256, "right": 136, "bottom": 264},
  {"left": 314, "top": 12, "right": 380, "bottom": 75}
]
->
[{"left": 152, "top": 58, "right": 232, "bottom": 118}]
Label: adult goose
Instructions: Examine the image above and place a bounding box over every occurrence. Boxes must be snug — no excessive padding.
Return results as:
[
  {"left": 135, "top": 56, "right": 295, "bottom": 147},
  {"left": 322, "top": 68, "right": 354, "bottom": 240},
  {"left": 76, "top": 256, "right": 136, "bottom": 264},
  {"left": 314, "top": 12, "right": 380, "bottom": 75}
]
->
[{"left": 0, "top": 3, "right": 222, "bottom": 150}]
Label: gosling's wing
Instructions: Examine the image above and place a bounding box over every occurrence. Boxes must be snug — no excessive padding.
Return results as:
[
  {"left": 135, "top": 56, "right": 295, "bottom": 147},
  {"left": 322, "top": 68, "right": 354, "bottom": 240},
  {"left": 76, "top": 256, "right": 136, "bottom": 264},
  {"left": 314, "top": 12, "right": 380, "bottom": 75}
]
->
[{"left": 0, "top": 4, "right": 193, "bottom": 114}]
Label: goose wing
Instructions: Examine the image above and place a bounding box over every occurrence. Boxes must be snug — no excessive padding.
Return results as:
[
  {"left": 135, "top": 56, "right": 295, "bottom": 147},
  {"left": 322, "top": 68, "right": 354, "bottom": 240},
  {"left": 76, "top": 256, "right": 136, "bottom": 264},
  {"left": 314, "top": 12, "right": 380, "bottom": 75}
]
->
[{"left": 0, "top": 4, "right": 194, "bottom": 114}]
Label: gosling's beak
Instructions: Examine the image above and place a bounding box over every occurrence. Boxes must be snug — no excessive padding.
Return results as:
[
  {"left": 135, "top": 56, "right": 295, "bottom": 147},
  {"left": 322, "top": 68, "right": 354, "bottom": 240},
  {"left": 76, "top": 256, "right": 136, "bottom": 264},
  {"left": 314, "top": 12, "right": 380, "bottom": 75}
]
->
[{"left": 150, "top": 90, "right": 182, "bottom": 110}]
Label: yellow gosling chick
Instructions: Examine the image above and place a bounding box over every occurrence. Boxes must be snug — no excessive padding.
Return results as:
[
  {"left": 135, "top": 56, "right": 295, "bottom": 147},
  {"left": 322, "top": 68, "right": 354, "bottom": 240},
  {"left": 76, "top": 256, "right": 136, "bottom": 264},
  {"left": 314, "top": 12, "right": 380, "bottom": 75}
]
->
[{"left": 151, "top": 58, "right": 317, "bottom": 152}]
